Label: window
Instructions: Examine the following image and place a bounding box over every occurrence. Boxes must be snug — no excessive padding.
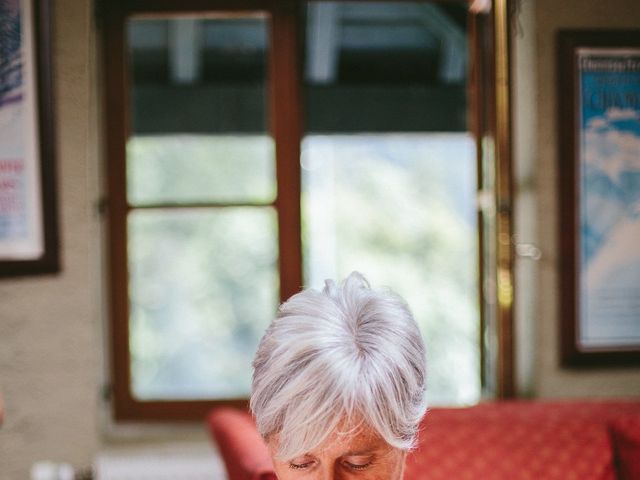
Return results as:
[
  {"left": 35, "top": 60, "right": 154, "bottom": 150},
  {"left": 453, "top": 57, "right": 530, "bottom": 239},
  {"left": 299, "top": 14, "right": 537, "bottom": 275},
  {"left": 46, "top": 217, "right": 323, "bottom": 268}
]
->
[
  {"left": 126, "top": 16, "right": 280, "bottom": 403},
  {"left": 103, "top": 0, "right": 514, "bottom": 420}
]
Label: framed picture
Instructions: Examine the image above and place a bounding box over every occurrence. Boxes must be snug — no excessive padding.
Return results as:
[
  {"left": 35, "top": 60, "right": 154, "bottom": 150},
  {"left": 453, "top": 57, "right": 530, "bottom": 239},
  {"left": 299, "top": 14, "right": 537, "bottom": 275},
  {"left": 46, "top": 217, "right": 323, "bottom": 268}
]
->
[
  {"left": 558, "top": 30, "right": 640, "bottom": 366},
  {"left": 0, "top": 0, "right": 58, "bottom": 276}
]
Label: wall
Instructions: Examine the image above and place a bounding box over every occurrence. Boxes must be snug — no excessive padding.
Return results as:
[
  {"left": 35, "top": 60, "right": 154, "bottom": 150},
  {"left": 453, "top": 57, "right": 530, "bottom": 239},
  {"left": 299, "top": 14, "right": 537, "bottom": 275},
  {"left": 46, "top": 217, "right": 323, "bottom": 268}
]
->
[
  {"left": 512, "top": 0, "right": 537, "bottom": 396},
  {"left": 515, "top": 0, "right": 640, "bottom": 397},
  {"left": 0, "top": 0, "right": 101, "bottom": 476}
]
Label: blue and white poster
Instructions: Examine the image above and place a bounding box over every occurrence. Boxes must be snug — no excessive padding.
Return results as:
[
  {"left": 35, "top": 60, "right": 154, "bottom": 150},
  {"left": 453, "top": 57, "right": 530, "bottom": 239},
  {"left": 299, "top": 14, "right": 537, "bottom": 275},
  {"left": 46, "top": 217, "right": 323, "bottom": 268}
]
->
[
  {"left": 578, "top": 48, "right": 640, "bottom": 349},
  {"left": 0, "top": 0, "right": 44, "bottom": 260}
]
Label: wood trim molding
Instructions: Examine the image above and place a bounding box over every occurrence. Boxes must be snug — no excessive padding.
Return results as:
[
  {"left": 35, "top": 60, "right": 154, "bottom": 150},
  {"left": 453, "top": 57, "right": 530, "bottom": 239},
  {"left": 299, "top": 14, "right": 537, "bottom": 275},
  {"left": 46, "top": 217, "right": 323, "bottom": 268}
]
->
[{"left": 492, "top": 0, "right": 515, "bottom": 399}]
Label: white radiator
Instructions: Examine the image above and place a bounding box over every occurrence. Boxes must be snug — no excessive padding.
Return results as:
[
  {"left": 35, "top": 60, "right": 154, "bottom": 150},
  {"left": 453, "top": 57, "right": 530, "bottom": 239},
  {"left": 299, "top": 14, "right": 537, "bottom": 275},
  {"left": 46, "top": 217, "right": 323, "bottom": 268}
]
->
[{"left": 94, "top": 444, "right": 227, "bottom": 480}]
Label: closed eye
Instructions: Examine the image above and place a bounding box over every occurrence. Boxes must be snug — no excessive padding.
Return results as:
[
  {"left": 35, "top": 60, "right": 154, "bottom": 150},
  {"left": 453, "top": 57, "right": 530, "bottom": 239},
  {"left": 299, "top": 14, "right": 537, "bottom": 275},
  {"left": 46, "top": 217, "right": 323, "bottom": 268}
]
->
[
  {"left": 289, "top": 459, "right": 316, "bottom": 470},
  {"left": 344, "top": 461, "right": 372, "bottom": 470},
  {"left": 343, "top": 457, "right": 373, "bottom": 471}
]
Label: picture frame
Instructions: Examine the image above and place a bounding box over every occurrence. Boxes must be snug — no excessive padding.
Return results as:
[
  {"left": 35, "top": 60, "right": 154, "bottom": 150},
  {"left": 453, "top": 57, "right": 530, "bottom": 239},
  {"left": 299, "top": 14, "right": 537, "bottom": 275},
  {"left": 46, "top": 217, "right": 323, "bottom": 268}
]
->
[
  {"left": 0, "top": 0, "right": 58, "bottom": 276},
  {"left": 558, "top": 30, "right": 640, "bottom": 366}
]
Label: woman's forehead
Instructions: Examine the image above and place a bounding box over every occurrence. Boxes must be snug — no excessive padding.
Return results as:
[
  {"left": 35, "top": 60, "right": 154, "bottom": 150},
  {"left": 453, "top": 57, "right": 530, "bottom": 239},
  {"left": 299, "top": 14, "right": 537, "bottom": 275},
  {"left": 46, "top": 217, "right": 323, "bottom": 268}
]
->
[
  {"left": 306, "top": 419, "right": 389, "bottom": 458},
  {"left": 267, "top": 414, "right": 394, "bottom": 461}
]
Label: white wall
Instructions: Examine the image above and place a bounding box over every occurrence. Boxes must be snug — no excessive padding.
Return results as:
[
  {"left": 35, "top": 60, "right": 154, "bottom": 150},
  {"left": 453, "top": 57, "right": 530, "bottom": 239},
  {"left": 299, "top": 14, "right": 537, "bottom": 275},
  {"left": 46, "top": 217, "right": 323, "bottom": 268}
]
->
[{"left": 512, "top": 0, "right": 538, "bottom": 396}]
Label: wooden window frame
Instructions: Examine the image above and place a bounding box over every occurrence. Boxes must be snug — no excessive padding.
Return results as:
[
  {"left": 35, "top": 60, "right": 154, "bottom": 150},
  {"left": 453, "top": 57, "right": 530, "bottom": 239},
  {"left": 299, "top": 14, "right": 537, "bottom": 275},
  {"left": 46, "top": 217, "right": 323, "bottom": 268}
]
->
[
  {"left": 102, "top": 0, "right": 303, "bottom": 421},
  {"left": 101, "top": 0, "right": 515, "bottom": 422}
]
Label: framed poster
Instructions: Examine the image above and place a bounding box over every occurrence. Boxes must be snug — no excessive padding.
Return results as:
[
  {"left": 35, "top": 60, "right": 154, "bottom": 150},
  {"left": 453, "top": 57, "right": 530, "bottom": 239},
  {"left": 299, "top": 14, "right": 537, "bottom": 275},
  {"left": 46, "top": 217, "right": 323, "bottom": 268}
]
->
[
  {"left": 558, "top": 30, "right": 640, "bottom": 366},
  {"left": 0, "top": 0, "right": 58, "bottom": 276}
]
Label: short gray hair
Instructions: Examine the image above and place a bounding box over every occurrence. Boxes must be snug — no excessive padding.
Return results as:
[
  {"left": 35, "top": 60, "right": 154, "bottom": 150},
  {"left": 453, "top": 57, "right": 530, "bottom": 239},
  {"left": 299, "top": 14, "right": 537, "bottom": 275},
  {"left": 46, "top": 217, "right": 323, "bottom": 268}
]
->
[{"left": 250, "top": 272, "right": 427, "bottom": 460}]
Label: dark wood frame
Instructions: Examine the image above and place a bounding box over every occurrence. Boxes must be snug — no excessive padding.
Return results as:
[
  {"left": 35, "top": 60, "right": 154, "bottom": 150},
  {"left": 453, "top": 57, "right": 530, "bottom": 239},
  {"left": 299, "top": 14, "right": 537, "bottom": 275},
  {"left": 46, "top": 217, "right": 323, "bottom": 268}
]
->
[
  {"left": 102, "top": 0, "right": 515, "bottom": 421},
  {"left": 558, "top": 30, "right": 640, "bottom": 367},
  {"left": 0, "top": 0, "right": 59, "bottom": 277}
]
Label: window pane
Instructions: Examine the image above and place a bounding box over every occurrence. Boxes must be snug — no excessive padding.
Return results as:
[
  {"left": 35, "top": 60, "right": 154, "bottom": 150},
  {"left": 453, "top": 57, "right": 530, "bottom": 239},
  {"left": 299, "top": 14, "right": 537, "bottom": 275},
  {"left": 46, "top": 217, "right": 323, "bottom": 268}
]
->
[
  {"left": 128, "top": 208, "right": 278, "bottom": 400},
  {"left": 126, "top": 16, "right": 274, "bottom": 205},
  {"left": 302, "top": 134, "right": 479, "bottom": 405},
  {"left": 127, "top": 135, "right": 275, "bottom": 205},
  {"left": 302, "top": 0, "right": 478, "bottom": 406}
]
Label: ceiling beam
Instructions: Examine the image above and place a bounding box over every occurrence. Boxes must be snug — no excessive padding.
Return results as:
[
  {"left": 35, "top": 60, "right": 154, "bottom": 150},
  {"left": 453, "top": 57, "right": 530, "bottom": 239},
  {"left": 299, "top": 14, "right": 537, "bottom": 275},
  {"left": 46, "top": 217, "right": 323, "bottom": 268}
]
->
[
  {"left": 306, "top": 3, "right": 340, "bottom": 84},
  {"left": 417, "top": 4, "right": 467, "bottom": 84},
  {"left": 168, "top": 19, "right": 203, "bottom": 85}
]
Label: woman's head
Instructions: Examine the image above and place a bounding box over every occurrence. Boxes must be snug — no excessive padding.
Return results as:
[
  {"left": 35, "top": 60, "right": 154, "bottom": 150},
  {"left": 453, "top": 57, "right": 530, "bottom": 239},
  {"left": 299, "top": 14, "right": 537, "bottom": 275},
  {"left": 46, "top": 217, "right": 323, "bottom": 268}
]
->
[{"left": 251, "top": 272, "right": 427, "bottom": 478}]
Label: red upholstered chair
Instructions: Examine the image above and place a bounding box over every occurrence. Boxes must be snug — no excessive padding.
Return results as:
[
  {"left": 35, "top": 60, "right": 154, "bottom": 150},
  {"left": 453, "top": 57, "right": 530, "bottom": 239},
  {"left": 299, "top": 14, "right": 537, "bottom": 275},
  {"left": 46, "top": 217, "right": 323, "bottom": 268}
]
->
[
  {"left": 406, "top": 404, "right": 616, "bottom": 480},
  {"left": 610, "top": 414, "right": 640, "bottom": 480},
  {"left": 404, "top": 401, "right": 640, "bottom": 480},
  {"left": 207, "top": 407, "right": 276, "bottom": 480}
]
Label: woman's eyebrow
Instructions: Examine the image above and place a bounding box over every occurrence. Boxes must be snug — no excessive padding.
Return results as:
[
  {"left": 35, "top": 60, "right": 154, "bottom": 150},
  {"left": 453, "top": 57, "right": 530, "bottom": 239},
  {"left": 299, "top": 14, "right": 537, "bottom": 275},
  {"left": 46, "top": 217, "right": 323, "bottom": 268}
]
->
[
  {"left": 291, "top": 454, "right": 315, "bottom": 460},
  {"left": 341, "top": 449, "right": 376, "bottom": 457}
]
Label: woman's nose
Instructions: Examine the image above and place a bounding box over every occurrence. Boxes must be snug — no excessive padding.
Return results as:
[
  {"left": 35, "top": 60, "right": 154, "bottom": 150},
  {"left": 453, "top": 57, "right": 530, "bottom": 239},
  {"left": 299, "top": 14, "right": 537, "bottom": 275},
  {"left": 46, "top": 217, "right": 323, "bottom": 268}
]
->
[{"left": 315, "top": 466, "right": 345, "bottom": 480}]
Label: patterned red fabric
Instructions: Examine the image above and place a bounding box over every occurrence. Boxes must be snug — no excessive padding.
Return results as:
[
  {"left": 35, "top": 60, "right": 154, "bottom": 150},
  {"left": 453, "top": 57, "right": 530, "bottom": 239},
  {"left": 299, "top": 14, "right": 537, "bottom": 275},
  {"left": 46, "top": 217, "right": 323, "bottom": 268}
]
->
[
  {"left": 207, "top": 407, "right": 276, "bottom": 480},
  {"left": 405, "top": 400, "right": 640, "bottom": 480},
  {"left": 207, "top": 400, "right": 640, "bottom": 480},
  {"left": 610, "top": 415, "right": 640, "bottom": 480}
]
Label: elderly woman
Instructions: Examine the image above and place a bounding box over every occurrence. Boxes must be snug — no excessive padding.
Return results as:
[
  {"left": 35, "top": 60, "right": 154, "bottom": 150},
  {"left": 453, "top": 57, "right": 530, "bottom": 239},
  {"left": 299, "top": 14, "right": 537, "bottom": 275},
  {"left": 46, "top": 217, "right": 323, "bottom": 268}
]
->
[{"left": 251, "top": 272, "right": 427, "bottom": 479}]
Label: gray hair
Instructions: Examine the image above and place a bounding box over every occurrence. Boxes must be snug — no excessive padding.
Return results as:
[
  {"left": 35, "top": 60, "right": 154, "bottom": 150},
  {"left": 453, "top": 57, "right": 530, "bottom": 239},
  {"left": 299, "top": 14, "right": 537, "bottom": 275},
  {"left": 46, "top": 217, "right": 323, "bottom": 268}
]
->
[{"left": 250, "top": 272, "right": 427, "bottom": 460}]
